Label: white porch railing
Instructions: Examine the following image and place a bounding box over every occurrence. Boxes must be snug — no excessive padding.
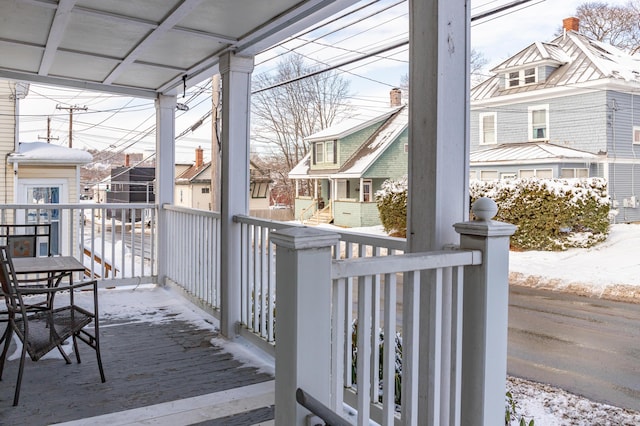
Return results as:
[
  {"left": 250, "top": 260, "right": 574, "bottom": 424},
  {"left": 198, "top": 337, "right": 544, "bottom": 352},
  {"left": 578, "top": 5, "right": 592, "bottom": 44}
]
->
[
  {"left": 164, "top": 205, "right": 222, "bottom": 315},
  {"left": 271, "top": 199, "right": 516, "bottom": 426},
  {"left": 0, "top": 203, "right": 157, "bottom": 285},
  {"left": 234, "top": 215, "right": 405, "bottom": 356}
]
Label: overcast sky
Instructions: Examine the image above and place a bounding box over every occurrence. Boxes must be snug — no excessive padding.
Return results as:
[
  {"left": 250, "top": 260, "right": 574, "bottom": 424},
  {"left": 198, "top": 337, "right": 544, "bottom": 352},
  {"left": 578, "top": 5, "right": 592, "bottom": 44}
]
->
[{"left": 16, "top": 0, "right": 632, "bottom": 164}]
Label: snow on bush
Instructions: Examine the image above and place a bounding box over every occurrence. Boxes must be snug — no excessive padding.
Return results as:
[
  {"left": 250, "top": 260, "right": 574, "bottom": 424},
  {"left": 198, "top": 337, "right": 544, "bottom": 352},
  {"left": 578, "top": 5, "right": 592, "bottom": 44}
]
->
[
  {"left": 376, "top": 176, "right": 610, "bottom": 251},
  {"left": 471, "top": 178, "right": 610, "bottom": 251},
  {"left": 375, "top": 175, "right": 407, "bottom": 237}
]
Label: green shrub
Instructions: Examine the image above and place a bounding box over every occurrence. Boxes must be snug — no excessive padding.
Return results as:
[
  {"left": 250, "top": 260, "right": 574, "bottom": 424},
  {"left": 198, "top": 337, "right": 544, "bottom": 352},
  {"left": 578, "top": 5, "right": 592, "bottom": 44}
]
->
[
  {"left": 470, "top": 178, "right": 610, "bottom": 251},
  {"left": 375, "top": 176, "right": 610, "bottom": 251},
  {"left": 375, "top": 176, "right": 407, "bottom": 237}
]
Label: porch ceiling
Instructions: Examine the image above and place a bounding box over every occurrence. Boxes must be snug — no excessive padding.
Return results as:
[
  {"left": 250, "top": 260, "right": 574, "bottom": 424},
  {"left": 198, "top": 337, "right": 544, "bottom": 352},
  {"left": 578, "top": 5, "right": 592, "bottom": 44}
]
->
[{"left": 0, "top": 0, "right": 357, "bottom": 98}]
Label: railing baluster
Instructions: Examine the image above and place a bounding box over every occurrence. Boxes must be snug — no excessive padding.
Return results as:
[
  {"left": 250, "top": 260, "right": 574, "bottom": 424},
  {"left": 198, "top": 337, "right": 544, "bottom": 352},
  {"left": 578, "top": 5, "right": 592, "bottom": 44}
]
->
[
  {"left": 357, "top": 274, "right": 372, "bottom": 426},
  {"left": 401, "top": 270, "right": 420, "bottom": 426},
  {"left": 382, "top": 272, "right": 397, "bottom": 426},
  {"left": 331, "top": 277, "right": 346, "bottom": 412}
]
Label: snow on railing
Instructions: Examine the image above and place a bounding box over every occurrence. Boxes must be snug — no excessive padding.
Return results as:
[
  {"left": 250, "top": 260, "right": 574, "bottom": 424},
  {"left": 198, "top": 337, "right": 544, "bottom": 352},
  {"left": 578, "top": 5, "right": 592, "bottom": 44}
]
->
[{"left": 0, "top": 203, "right": 157, "bottom": 285}]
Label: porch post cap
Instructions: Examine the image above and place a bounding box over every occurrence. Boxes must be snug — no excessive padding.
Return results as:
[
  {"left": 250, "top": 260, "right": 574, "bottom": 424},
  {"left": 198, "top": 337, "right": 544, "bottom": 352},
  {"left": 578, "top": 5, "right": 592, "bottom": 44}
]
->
[
  {"left": 453, "top": 220, "right": 517, "bottom": 237},
  {"left": 271, "top": 227, "right": 339, "bottom": 250}
]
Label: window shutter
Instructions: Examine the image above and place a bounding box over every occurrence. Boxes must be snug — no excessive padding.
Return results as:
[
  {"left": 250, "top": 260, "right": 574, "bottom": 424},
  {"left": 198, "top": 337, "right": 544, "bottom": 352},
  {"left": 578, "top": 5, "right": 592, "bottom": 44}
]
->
[
  {"left": 333, "top": 140, "right": 338, "bottom": 164},
  {"left": 312, "top": 143, "right": 316, "bottom": 165},
  {"left": 346, "top": 180, "right": 350, "bottom": 198}
]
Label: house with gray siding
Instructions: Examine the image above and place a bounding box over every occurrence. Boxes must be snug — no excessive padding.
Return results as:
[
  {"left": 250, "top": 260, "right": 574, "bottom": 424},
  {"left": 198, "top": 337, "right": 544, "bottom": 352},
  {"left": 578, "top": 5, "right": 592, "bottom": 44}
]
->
[
  {"left": 470, "top": 17, "right": 640, "bottom": 222},
  {"left": 289, "top": 89, "right": 407, "bottom": 227}
]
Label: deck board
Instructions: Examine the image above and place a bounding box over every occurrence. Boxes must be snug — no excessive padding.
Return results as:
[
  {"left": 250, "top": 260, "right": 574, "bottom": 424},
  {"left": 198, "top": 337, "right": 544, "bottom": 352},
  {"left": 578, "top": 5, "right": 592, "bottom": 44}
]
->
[{"left": 0, "top": 287, "right": 274, "bottom": 425}]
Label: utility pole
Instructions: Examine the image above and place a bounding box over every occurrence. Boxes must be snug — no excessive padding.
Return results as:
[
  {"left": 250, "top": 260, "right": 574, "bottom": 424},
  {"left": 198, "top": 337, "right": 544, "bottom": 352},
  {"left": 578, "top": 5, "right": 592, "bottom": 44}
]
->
[
  {"left": 56, "top": 104, "right": 87, "bottom": 148},
  {"left": 38, "top": 116, "right": 59, "bottom": 143},
  {"left": 211, "top": 74, "right": 221, "bottom": 211}
]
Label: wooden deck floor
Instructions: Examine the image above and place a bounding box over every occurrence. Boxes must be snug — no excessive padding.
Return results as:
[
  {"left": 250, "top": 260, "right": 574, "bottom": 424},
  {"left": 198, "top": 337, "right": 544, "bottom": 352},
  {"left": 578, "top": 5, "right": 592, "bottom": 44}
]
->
[{"left": 0, "top": 286, "right": 275, "bottom": 425}]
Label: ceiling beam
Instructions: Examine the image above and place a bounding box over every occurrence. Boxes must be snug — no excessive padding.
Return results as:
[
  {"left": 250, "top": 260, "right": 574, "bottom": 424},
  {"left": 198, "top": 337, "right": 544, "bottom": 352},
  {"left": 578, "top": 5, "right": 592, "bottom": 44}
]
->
[
  {"left": 39, "top": 0, "right": 77, "bottom": 76},
  {"left": 102, "top": 0, "right": 204, "bottom": 85},
  {"left": 0, "top": 69, "right": 158, "bottom": 98}
]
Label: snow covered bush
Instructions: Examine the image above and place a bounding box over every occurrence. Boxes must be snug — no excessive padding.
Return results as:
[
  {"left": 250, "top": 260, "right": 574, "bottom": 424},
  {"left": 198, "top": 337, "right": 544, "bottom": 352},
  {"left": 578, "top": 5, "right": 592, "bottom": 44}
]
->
[
  {"left": 470, "top": 178, "right": 610, "bottom": 251},
  {"left": 375, "top": 176, "right": 407, "bottom": 237}
]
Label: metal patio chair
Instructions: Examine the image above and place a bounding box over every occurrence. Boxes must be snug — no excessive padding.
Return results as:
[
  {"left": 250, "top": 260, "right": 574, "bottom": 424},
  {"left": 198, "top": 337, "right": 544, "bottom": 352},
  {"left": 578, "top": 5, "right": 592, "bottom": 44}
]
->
[{"left": 0, "top": 245, "right": 105, "bottom": 406}]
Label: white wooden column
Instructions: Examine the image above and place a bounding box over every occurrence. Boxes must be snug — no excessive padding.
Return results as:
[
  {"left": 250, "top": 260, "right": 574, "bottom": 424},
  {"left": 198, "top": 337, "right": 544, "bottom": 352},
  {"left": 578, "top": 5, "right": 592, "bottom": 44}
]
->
[
  {"left": 454, "top": 198, "right": 516, "bottom": 425},
  {"left": 155, "top": 94, "right": 176, "bottom": 285},
  {"left": 407, "top": 0, "right": 470, "bottom": 424},
  {"left": 270, "top": 227, "right": 339, "bottom": 425},
  {"left": 219, "top": 52, "right": 254, "bottom": 338}
]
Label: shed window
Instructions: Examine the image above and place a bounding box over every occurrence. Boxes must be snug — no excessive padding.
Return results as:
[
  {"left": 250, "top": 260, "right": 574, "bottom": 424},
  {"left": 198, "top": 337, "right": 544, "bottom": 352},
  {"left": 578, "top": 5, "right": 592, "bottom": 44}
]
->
[
  {"left": 479, "top": 170, "right": 498, "bottom": 181},
  {"left": 634, "top": 126, "right": 640, "bottom": 144},
  {"left": 561, "top": 168, "right": 589, "bottom": 178}
]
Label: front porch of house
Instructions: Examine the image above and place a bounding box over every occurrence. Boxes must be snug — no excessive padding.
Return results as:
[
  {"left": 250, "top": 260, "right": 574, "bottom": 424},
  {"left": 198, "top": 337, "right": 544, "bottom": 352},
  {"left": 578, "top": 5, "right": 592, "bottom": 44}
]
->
[
  {"left": 0, "top": 285, "right": 276, "bottom": 425},
  {"left": 0, "top": 1, "right": 510, "bottom": 424},
  {"left": 0, "top": 201, "right": 514, "bottom": 425}
]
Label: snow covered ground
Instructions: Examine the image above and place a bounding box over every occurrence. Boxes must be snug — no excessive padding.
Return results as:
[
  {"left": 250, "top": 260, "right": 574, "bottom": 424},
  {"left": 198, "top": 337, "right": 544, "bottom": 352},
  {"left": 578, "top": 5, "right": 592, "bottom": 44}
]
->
[{"left": 336, "top": 222, "right": 640, "bottom": 425}]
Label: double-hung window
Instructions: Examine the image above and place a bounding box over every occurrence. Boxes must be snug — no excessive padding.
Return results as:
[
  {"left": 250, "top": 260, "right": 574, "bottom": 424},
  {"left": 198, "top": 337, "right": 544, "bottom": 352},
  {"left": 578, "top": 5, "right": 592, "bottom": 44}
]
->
[
  {"left": 479, "top": 112, "right": 496, "bottom": 145},
  {"left": 529, "top": 105, "right": 549, "bottom": 140},
  {"left": 506, "top": 67, "right": 537, "bottom": 88},
  {"left": 314, "top": 140, "right": 336, "bottom": 164}
]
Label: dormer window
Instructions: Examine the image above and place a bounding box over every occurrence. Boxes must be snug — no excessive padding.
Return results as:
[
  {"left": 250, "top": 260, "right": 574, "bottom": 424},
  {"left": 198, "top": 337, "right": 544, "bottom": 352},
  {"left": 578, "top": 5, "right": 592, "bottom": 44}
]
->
[
  {"left": 506, "top": 67, "right": 537, "bottom": 87},
  {"left": 313, "top": 140, "right": 337, "bottom": 165}
]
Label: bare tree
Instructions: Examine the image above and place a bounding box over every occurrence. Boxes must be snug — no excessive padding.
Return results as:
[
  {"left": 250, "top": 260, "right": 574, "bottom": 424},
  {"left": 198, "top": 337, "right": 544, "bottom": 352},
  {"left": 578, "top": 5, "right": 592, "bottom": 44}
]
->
[
  {"left": 252, "top": 54, "right": 351, "bottom": 203},
  {"left": 252, "top": 54, "right": 351, "bottom": 170},
  {"left": 568, "top": 2, "right": 640, "bottom": 54}
]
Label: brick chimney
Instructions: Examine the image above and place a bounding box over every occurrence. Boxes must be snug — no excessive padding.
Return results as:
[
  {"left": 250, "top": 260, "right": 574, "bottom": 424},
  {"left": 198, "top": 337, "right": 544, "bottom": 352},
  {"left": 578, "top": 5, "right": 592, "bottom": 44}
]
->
[
  {"left": 390, "top": 88, "right": 402, "bottom": 107},
  {"left": 563, "top": 17, "right": 579, "bottom": 32},
  {"left": 195, "top": 146, "right": 204, "bottom": 168},
  {"left": 124, "top": 153, "right": 130, "bottom": 167}
]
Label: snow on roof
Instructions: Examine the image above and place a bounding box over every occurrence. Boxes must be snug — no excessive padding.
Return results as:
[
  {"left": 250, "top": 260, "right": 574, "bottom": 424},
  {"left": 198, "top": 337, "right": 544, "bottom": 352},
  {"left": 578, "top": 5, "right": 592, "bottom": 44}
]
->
[
  {"left": 473, "top": 31, "right": 640, "bottom": 102},
  {"left": 8, "top": 141, "right": 92, "bottom": 165},
  {"left": 470, "top": 142, "right": 600, "bottom": 164},
  {"left": 337, "top": 106, "right": 408, "bottom": 177},
  {"left": 305, "top": 105, "right": 404, "bottom": 143},
  {"left": 288, "top": 152, "right": 311, "bottom": 179}
]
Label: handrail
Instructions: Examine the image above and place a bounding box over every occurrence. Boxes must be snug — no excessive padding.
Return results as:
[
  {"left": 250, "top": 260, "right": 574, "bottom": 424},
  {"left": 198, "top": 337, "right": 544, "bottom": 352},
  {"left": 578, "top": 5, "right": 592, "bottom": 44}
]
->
[
  {"left": 296, "top": 388, "right": 352, "bottom": 426},
  {"left": 299, "top": 199, "right": 317, "bottom": 223}
]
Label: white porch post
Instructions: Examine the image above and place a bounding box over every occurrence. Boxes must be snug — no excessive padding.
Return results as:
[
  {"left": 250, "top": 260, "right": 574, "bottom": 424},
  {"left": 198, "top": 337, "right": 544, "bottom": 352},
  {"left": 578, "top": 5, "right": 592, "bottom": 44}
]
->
[
  {"left": 454, "top": 198, "right": 516, "bottom": 425},
  {"left": 155, "top": 94, "right": 176, "bottom": 285},
  {"left": 219, "top": 52, "right": 254, "bottom": 338},
  {"left": 408, "top": 0, "right": 470, "bottom": 424},
  {"left": 270, "top": 227, "right": 339, "bottom": 425}
]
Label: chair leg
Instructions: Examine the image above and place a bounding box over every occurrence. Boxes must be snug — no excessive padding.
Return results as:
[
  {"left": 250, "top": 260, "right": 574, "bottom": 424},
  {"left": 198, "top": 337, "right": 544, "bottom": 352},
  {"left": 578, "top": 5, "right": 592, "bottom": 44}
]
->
[
  {"left": 0, "top": 326, "right": 13, "bottom": 380},
  {"left": 56, "top": 341, "right": 72, "bottom": 364},
  {"left": 73, "top": 334, "right": 81, "bottom": 364},
  {"left": 13, "top": 337, "right": 28, "bottom": 406}
]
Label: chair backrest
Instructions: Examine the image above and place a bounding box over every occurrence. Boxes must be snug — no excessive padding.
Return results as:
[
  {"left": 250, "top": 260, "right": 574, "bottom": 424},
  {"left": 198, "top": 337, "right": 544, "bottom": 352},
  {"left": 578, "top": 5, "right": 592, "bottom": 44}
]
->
[
  {"left": 0, "top": 224, "right": 51, "bottom": 258},
  {"left": 0, "top": 245, "right": 22, "bottom": 314}
]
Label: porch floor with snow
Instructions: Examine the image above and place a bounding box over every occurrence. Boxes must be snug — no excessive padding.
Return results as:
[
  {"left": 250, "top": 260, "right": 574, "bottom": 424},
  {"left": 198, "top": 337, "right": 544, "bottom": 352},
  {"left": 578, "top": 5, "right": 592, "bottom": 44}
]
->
[{"left": 0, "top": 286, "right": 275, "bottom": 425}]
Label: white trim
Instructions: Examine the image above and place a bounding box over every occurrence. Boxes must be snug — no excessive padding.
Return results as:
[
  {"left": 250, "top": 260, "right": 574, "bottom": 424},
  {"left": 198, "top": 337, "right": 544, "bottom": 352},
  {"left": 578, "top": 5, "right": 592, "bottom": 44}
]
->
[
  {"left": 528, "top": 104, "right": 549, "bottom": 141},
  {"left": 479, "top": 112, "right": 497, "bottom": 145}
]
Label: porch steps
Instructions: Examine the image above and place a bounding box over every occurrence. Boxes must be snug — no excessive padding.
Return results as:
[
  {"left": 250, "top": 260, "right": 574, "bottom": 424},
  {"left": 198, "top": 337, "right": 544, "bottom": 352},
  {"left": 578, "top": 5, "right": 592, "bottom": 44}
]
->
[
  {"left": 304, "top": 210, "right": 333, "bottom": 225},
  {"left": 54, "top": 380, "right": 275, "bottom": 426}
]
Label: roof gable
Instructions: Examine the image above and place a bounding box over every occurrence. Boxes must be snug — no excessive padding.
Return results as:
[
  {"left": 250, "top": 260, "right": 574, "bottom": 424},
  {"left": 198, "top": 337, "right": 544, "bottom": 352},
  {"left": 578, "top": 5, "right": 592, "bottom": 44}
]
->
[
  {"left": 472, "top": 31, "right": 640, "bottom": 102},
  {"left": 176, "top": 162, "right": 211, "bottom": 183},
  {"left": 305, "top": 105, "right": 404, "bottom": 143}
]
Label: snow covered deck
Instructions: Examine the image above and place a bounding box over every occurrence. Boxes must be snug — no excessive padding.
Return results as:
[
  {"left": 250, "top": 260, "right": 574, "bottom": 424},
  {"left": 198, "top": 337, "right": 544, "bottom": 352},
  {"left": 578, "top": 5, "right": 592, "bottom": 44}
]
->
[{"left": 0, "top": 286, "right": 275, "bottom": 425}]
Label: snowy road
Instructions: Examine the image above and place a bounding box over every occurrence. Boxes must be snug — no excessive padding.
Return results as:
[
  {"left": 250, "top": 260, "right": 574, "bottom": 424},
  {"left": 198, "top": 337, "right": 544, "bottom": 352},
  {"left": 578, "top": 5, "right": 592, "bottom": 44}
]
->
[{"left": 508, "top": 285, "right": 640, "bottom": 412}]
